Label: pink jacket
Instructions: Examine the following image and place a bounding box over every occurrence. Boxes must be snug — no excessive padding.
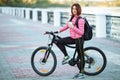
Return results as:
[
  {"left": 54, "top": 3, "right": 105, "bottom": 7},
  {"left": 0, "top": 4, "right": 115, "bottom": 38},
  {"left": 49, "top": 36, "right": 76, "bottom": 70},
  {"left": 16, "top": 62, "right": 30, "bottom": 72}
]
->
[{"left": 59, "top": 16, "right": 85, "bottom": 39}]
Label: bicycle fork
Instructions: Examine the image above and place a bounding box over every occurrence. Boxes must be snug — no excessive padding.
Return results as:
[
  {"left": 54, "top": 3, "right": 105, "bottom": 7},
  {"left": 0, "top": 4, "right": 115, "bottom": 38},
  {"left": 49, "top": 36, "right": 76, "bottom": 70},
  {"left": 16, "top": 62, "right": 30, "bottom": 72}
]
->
[{"left": 42, "top": 46, "right": 52, "bottom": 63}]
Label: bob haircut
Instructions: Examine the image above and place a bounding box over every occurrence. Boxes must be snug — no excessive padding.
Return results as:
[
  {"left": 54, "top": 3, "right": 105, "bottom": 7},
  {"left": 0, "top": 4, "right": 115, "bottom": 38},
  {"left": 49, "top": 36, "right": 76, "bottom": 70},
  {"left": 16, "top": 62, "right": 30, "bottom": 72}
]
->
[{"left": 71, "top": 3, "right": 82, "bottom": 16}]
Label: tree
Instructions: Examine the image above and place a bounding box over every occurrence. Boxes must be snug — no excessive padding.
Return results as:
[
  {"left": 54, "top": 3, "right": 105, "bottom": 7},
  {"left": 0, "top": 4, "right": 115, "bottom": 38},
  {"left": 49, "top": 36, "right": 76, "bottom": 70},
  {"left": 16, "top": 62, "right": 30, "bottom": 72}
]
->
[
  {"left": 0, "top": 0, "right": 120, "bottom": 7},
  {"left": 115, "top": 0, "right": 120, "bottom": 6}
]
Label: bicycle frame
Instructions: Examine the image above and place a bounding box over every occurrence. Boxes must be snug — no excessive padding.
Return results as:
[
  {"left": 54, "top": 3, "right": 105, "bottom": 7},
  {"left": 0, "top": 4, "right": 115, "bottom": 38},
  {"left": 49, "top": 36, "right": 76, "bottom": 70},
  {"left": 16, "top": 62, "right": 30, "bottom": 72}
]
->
[
  {"left": 44, "top": 32, "right": 78, "bottom": 65},
  {"left": 44, "top": 32, "right": 93, "bottom": 66}
]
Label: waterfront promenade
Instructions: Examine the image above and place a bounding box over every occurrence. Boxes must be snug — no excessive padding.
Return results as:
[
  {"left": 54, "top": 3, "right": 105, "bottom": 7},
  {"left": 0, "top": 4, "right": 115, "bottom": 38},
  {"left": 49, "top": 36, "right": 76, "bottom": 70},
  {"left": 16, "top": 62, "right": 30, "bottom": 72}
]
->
[{"left": 0, "top": 13, "right": 120, "bottom": 80}]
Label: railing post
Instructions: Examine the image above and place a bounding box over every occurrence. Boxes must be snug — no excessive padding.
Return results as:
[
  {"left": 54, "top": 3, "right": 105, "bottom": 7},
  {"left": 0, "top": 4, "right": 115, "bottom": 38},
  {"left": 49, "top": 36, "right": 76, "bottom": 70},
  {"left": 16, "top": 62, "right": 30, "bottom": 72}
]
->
[
  {"left": 9, "top": 7, "right": 12, "bottom": 15},
  {"left": 0, "top": 7, "right": 1, "bottom": 13},
  {"left": 37, "top": 10, "right": 42, "bottom": 22},
  {"left": 7, "top": 7, "right": 9, "bottom": 14},
  {"left": 32, "top": 9, "right": 37, "bottom": 21},
  {"left": 25, "top": 8, "right": 30, "bottom": 20},
  {"left": 54, "top": 10, "right": 60, "bottom": 27},
  {"left": 11, "top": 8, "right": 13, "bottom": 16},
  {"left": 21, "top": 8, "right": 24, "bottom": 18},
  {"left": 15, "top": 8, "right": 18, "bottom": 16},
  {"left": 42, "top": 10, "right": 47, "bottom": 24},
  {"left": 3, "top": 7, "right": 5, "bottom": 13},
  {"left": 18, "top": 8, "right": 20, "bottom": 17},
  {"left": 4, "top": 7, "right": 7, "bottom": 14},
  {"left": 19, "top": 8, "right": 22, "bottom": 17},
  {"left": 95, "top": 14, "right": 106, "bottom": 38},
  {"left": 3, "top": 7, "right": 5, "bottom": 14},
  {"left": 1, "top": 7, "right": 3, "bottom": 13},
  {"left": 6, "top": 7, "right": 9, "bottom": 14}
]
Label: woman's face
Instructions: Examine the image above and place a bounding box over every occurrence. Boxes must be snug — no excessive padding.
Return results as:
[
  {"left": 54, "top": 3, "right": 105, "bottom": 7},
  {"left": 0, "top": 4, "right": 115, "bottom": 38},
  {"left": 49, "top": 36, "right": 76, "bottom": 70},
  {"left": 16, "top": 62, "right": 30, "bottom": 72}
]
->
[{"left": 72, "top": 6, "right": 77, "bottom": 16}]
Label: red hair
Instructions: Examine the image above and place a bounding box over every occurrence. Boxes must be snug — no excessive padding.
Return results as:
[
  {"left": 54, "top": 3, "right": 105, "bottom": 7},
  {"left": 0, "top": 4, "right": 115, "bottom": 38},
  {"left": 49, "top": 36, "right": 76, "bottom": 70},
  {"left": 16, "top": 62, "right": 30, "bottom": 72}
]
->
[{"left": 71, "top": 3, "right": 82, "bottom": 16}]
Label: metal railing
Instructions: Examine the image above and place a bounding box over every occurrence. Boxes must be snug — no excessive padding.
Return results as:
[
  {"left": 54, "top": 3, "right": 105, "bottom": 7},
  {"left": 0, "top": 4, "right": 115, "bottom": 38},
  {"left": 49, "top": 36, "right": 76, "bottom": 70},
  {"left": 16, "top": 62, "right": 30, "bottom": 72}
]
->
[{"left": 0, "top": 7, "right": 120, "bottom": 41}]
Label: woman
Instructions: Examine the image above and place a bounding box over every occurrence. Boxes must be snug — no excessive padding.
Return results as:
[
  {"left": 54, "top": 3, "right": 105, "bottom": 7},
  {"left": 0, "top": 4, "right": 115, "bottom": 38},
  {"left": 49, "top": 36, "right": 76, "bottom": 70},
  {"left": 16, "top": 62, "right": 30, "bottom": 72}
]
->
[{"left": 55, "top": 3, "right": 85, "bottom": 79}]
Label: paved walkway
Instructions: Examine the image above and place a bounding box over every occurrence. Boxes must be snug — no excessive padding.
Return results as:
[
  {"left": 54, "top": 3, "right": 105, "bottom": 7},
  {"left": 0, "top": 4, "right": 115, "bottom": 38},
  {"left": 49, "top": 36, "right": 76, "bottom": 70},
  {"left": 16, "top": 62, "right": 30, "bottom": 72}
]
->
[{"left": 0, "top": 13, "right": 120, "bottom": 80}]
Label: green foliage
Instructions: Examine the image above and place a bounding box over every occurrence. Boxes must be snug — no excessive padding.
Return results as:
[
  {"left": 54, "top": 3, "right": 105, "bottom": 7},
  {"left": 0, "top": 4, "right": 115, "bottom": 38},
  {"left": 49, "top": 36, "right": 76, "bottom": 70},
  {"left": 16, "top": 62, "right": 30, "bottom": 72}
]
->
[
  {"left": 0, "top": 0, "right": 70, "bottom": 8},
  {"left": 0, "top": 0, "right": 24, "bottom": 7},
  {"left": 25, "top": 0, "right": 69, "bottom": 8},
  {"left": 0, "top": 0, "right": 120, "bottom": 7}
]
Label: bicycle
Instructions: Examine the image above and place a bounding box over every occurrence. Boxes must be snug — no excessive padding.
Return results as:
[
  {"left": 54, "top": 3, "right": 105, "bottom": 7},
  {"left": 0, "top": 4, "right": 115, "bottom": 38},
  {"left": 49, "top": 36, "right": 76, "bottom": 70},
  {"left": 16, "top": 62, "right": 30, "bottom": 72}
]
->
[{"left": 31, "top": 31, "right": 107, "bottom": 76}]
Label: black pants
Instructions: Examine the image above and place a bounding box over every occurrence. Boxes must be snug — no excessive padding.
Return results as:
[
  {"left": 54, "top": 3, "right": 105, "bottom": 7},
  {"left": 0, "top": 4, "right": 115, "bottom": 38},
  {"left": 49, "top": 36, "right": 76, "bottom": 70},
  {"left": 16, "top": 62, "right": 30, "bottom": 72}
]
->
[{"left": 55, "top": 37, "right": 85, "bottom": 73}]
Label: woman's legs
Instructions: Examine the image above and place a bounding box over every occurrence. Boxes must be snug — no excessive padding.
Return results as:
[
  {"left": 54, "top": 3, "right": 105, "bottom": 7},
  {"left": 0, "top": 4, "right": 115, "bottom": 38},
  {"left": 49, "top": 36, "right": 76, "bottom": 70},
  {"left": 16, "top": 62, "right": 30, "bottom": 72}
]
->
[
  {"left": 73, "top": 37, "right": 85, "bottom": 79},
  {"left": 55, "top": 37, "right": 75, "bottom": 64},
  {"left": 55, "top": 36, "right": 85, "bottom": 68},
  {"left": 55, "top": 37, "right": 75, "bottom": 56},
  {"left": 75, "top": 37, "right": 85, "bottom": 73}
]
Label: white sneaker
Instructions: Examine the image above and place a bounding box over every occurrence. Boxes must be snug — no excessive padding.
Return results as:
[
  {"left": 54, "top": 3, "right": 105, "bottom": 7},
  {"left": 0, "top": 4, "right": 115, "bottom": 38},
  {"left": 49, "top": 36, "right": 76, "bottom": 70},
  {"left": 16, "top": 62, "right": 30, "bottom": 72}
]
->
[
  {"left": 73, "top": 73, "right": 85, "bottom": 79},
  {"left": 62, "top": 56, "right": 70, "bottom": 65}
]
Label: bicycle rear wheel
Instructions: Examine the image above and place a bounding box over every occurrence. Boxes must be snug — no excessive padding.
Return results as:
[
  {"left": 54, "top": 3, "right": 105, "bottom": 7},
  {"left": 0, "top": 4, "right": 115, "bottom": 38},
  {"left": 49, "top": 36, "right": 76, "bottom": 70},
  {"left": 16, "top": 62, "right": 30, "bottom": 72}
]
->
[
  {"left": 77, "top": 47, "right": 107, "bottom": 76},
  {"left": 31, "top": 46, "right": 57, "bottom": 76}
]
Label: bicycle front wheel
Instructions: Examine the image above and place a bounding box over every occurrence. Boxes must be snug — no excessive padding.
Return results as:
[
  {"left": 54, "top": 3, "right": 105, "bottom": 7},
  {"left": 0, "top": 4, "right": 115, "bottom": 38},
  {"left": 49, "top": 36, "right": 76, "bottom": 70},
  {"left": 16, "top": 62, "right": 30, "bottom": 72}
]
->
[
  {"left": 77, "top": 47, "right": 107, "bottom": 76},
  {"left": 31, "top": 46, "right": 57, "bottom": 76}
]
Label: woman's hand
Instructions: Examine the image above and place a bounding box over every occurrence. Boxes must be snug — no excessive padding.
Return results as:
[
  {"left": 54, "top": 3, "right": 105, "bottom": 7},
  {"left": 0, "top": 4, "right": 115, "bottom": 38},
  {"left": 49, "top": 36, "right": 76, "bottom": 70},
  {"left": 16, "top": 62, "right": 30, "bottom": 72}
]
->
[
  {"left": 58, "top": 30, "right": 60, "bottom": 33},
  {"left": 68, "top": 22, "right": 74, "bottom": 28}
]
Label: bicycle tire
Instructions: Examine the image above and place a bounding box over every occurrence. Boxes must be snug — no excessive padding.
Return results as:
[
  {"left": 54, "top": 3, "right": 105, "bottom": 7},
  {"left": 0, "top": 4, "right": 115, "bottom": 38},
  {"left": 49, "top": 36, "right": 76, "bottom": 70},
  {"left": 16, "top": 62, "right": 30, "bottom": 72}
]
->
[
  {"left": 77, "top": 46, "right": 107, "bottom": 76},
  {"left": 31, "top": 46, "right": 57, "bottom": 76}
]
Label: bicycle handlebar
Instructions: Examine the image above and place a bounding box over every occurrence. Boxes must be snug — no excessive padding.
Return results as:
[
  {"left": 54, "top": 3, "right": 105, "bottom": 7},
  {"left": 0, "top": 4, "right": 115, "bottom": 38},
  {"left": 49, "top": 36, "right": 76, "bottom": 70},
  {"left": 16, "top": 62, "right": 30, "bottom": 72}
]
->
[{"left": 44, "top": 31, "right": 58, "bottom": 35}]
